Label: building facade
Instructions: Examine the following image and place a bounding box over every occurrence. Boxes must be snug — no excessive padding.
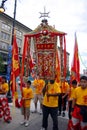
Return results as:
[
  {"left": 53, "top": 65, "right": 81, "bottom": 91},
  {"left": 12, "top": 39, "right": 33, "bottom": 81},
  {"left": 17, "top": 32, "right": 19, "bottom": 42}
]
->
[{"left": 0, "top": 13, "right": 32, "bottom": 75}]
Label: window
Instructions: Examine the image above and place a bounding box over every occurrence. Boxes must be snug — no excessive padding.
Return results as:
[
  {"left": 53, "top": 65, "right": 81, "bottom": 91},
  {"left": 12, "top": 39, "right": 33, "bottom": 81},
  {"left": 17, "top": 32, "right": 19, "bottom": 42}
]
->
[
  {"left": 0, "top": 52, "right": 8, "bottom": 64},
  {"left": 17, "top": 38, "right": 22, "bottom": 47},
  {"left": 16, "top": 30, "right": 22, "bottom": 37},
  {"left": 0, "top": 41, "right": 9, "bottom": 50},
  {"left": 1, "top": 23, "right": 11, "bottom": 32},
  {"left": 0, "top": 31, "right": 10, "bottom": 41}
]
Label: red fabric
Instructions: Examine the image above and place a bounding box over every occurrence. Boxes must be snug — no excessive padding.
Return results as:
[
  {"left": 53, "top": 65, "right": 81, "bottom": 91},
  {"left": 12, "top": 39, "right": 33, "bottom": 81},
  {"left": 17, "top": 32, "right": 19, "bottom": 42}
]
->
[
  {"left": 0, "top": 97, "right": 12, "bottom": 121},
  {"left": 81, "top": 126, "right": 87, "bottom": 130},
  {"left": 12, "top": 33, "right": 20, "bottom": 77},
  {"left": 24, "top": 32, "right": 66, "bottom": 38},
  {"left": 67, "top": 120, "right": 73, "bottom": 130},
  {"left": 12, "top": 32, "right": 20, "bottom": 97},
  {"left": 15, "top": 99, "right": 21, "bottom": 108},
  {"left": 72, "top": 106, "right": 82, "bottom": 121},
  {"left": 29, "top": 55, "right": 34, "bottom": 72},
  {"left": 19, "top": 99, "right": 24, "bottom": 107},
  {"left": 55, "top": 49, "right": 60, "bottom": 83},
  {"left": 67, "top": 120, "right": 81, "bottom": 130},
  {"left": 38, "top": 51, "right": 55, "bottom": 79},
  {"left": 36, "top": 43, "right": 55, "bottom": 50},
  {"left": 72, "top": 123, "right": 81, "bottom": 130},
  {"left": 71, "top": 33, "right": 80, "bottom": 82},
  {"left": 20, "top": 36, "right": 29, "bottom": 96},
  {"left": 0, "top": 107, "right": 4, "bottom": 118},
  {"left": 21, "top": 36, "right": 28, "bottom": 76},
  {"left": 36, "top": 43, "right": 56, "bottom": 79}
]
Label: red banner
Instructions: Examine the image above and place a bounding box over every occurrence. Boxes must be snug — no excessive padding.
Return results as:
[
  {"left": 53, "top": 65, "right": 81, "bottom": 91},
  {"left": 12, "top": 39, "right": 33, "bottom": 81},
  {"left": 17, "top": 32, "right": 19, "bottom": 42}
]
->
[
  {"left": 71, "top": 33, "right": 80, "bottom": 82},
  {"left": 36, "top": 43, "right": 56, "bottom": 79},
  {"left": 12, "top": 34, "right": 20, "bottom": 77}
]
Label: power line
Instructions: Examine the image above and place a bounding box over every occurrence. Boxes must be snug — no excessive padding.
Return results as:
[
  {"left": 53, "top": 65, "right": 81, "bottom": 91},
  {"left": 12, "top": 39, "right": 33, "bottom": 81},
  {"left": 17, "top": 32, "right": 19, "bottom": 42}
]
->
[{"left": 79, "top": 50, "right": 87, "bottom": 69}]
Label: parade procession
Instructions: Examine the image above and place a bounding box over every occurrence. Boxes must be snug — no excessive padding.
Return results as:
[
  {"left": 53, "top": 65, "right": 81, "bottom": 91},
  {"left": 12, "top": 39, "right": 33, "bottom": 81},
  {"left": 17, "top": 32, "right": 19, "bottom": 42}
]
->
[{"left": 0, "top": 1, "right": 87, "bottom": 130}]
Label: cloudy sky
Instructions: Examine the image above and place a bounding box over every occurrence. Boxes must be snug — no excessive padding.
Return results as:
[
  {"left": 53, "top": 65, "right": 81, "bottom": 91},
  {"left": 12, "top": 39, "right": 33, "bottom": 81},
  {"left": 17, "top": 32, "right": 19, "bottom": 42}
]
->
[{"left": 0, "top": 0, "right": 87, "bottom": 73}]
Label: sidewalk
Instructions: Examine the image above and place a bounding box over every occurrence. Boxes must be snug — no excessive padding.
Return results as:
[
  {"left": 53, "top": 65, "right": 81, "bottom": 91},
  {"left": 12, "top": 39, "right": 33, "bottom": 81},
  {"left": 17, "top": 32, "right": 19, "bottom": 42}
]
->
[{"left": 0, "top": 100, "right": 68, "bottom": 130}]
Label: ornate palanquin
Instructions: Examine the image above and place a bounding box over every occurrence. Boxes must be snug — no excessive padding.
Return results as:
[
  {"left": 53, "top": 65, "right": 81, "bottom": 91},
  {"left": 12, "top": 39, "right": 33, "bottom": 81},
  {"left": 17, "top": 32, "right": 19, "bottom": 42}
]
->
[
  {"left": 21, "top": 19, "right": 66, "bottom": 80},
  {"left": 35, "top": 34, "right": 57, "bottom": 80}
]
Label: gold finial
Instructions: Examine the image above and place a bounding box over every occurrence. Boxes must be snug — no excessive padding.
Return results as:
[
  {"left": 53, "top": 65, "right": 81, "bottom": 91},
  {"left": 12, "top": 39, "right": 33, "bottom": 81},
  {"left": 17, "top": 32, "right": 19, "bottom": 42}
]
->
[{"left": 39, "top": 6, "right": 50, "bottom": 19}]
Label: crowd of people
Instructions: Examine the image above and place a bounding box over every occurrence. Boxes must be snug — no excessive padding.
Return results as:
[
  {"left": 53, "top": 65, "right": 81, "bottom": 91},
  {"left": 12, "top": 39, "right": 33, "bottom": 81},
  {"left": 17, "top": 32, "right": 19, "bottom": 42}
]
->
[{"left": 0, "top": 74, "right": 87, "bottom": 130}]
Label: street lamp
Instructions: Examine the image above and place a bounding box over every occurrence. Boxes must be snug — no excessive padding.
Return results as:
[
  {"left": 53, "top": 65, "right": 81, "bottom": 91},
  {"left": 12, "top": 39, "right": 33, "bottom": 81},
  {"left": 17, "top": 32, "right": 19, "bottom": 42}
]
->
[
  {"left": 0, "top": 0, "right": 17, "bottom": 102},
  {"left": 0, "top": 0, "right": 7, "bottom": 12}
]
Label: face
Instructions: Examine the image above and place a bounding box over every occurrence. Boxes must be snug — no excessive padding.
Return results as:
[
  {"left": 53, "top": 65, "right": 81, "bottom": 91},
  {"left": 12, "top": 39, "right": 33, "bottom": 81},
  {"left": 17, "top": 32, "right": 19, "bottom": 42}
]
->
[
  {"left": 72, "top": 84, "right": 77, "bottom": 88},
  {"left": 61, "top": 77, "right": 65, "bottom": 82},
  {"left": 27, "top": 83, "right": 30, "bottom": 88},
  {"left": 80, "top": 79, "right": 87, "bottom": 89}
]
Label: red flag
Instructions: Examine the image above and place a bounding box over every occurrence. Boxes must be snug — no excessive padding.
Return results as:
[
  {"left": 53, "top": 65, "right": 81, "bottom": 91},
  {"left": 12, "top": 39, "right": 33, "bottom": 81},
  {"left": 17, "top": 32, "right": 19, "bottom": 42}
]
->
[
  {"left": 21, "top": 36, "right": 28, "bottom": 76},
  {"left": 12, "top": 32, "right": 20, "bottom": 77},
  {"left": 55, "top": 48, "right": 61, "bottom": 83},
  {"left": 12, "top": 32, "right": 20, "bottom": 97},
  {"left": 29, "top": 56, "right": 34, "bottom": 72},
  {"left": 71, "top": 33, "right": 80, "bottom": 82},
  {"left": 64, "top": 36, "right": 67, "bottom": 78}
]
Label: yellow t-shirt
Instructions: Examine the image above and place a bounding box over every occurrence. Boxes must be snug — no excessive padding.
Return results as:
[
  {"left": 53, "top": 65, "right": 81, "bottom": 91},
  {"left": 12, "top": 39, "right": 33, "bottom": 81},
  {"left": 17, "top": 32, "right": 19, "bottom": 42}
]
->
[
  {"left": 61, "top": 82, "right": 69, "bottom": 93},
  {"left": 69, "top": 87, "right": 76, "bottom": 101},
  {"left": 42, "top": 82, "right": 61, "bottom": 107},
  {"left": 73, "top": 87, "right": 87, "bottom": 106},
  {"left": 0, "top": 83, "right": 9, "bottom": 94},
  {"left": 33, "top": 79, "right": 45, "bottom": 94},
  {"left": 23, "top": 87, "right": 33, "bottom": 107}
]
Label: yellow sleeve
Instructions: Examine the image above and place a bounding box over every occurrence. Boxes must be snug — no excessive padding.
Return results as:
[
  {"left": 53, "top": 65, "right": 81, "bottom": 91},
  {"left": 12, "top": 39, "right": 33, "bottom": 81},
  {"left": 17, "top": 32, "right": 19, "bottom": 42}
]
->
[{"left": 3, "top": 83, "right": 9, "bottom": 93}]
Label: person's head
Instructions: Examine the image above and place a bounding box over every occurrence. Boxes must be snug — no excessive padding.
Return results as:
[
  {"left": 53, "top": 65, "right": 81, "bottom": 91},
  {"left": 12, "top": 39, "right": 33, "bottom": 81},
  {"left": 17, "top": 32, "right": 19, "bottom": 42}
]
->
[
  {"left": 61, "top": 77, "right": 65, "bottom": 82},
  {"left": 80, "top": 76, "right": 87, "bottom": 89},
  {"left": 26, "top": 80, "right": 31, "bottom": 88},
  {"left": 2, "top": 76, "right": 7, "bottom": 83},
  {"left": 71, "top": 80, "right": 77, "bottom": 88},
  {"left": 50, "top": 79, "right": 55, "bottom": 84}
]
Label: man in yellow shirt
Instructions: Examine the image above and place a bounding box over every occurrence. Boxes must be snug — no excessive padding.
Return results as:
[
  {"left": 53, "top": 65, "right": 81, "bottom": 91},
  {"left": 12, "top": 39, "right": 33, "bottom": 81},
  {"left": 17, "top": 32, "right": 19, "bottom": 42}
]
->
[
  {"left": 40, "top": 79, "right": 61, "bottom": 130},
  {"left": 20, "top": 80, "right": 33, "bottom": 127},
  {"left": 32, "top": 74, "right": 45, "bottom": 114},
  {"left": 71, "top": 76, "right": 87, "bottom": 130}
]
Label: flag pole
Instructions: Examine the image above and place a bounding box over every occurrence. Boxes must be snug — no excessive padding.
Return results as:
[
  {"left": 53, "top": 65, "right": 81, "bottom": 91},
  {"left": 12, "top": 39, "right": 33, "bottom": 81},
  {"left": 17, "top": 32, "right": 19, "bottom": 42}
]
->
[{"left": 7, "top": 0, "right": 17, "bottom": 103}]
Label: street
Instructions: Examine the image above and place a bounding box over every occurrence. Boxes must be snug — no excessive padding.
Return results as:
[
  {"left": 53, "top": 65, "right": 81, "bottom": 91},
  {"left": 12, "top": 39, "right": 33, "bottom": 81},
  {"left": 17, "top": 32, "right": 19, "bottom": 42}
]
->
[{"left": 0, "top": 100, "right": 68, "bottom": 130}]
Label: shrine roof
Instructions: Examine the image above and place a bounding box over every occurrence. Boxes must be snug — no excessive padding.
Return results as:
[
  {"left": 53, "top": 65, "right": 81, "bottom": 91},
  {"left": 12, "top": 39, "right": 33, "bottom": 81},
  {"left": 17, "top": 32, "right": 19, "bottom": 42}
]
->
[{"left": 25, "top": 23, "right": 66, "bottom": 37}]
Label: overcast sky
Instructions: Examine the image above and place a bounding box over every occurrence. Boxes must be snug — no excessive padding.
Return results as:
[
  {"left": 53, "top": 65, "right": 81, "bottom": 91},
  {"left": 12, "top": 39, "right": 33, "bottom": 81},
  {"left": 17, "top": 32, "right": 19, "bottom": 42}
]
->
[{"left": 0, "top": 0, "right": 87, "bottom": 73}]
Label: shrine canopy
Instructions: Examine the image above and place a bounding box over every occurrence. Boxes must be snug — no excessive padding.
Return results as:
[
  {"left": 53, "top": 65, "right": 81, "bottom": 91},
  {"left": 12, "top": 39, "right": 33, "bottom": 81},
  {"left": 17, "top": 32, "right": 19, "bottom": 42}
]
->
[
  {"left": 25, "top": 19, "right": 66, "bottom": 38},
  {"left": 22, "top": 19, "right": 67, "bottom": 81}
]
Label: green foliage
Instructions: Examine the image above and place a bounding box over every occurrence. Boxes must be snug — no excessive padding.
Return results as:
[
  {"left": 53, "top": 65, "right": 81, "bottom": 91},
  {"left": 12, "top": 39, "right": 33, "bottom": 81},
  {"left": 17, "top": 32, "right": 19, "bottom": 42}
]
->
[{"left": 0, "top": 55, "right": 5, "bottom": 73}]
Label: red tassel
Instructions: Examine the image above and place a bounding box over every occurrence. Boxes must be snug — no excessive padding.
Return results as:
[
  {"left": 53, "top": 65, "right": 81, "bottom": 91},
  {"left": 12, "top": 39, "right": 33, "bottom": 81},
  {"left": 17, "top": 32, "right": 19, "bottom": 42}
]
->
[
  {"left": 81, "top": 126, "right": 87, "bottom": 130},
  {"left": 15, "top": 99, "right": 21, "bottom": 108},
  {"left": 67, "top": 120, "right": 73, "bottom": 130}
]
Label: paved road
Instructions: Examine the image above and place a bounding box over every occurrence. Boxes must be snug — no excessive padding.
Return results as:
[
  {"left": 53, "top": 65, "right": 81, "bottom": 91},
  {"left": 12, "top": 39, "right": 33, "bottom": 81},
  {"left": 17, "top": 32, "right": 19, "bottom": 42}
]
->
[{"left": 0, "top": 100, "right": 68, "bottom": 130}]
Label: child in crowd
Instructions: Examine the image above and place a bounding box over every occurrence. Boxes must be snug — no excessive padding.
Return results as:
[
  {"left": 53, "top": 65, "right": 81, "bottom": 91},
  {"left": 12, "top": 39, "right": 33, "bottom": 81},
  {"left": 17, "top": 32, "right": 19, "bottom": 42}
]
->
[{"left": 20, "top": 80, "right": 33, "bottom": 127}]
